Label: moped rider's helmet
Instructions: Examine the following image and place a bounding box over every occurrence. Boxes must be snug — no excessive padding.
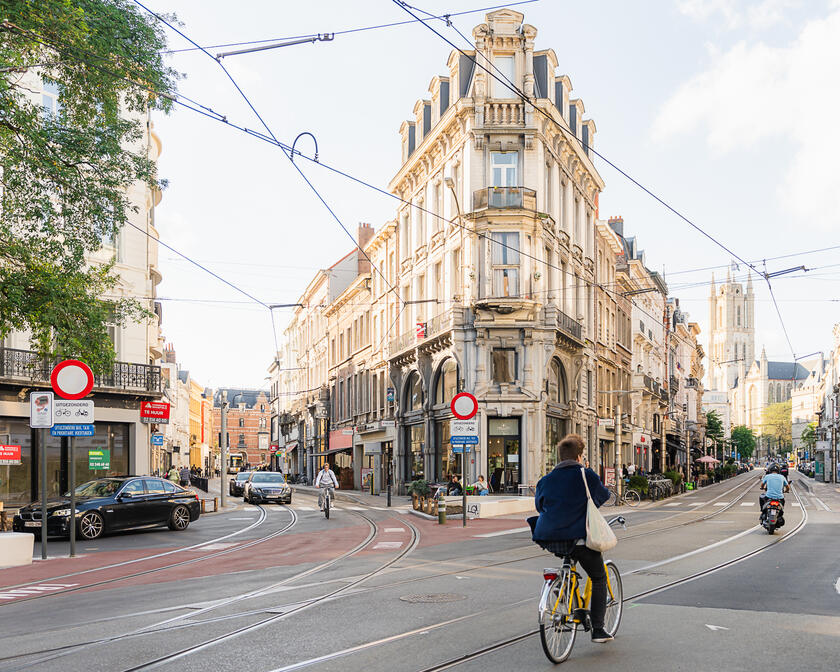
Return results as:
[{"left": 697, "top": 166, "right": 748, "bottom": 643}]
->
[{"left": 769, "top": 463, "right": 780, "bottom": 473}]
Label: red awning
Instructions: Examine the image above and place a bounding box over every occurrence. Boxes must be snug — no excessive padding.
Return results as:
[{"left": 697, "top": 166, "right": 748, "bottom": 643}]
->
[{"left": 328, "top": 430, "right": 353, "bottom": 450}]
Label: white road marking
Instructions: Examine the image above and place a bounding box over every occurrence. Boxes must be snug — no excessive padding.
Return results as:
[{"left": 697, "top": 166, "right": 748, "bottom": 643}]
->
[
  {"left": 242, "top": 507, "right": 258, "bottom": 511},
  {"left": 813, "top": 497, "right": 831, "bottom": 511},
  {"left": 227, "top": 517, "right": 256, "bottom": 521},
  {"left": 394, "top": 510, "right": 409, "bottom": 514},
  {"left": 473, "top": 526, "right": 531, "bottom": 538},
  {"left": 346, "top": 506, "right": 366, "bottom": 510},
  {"left": 705, "top": 624, "right": 730, "bottom": 632},
  {"left": 688, "top": 502, "right": 704, "bottom": 507},
  {"left": 790, "top": 502, "right": 803, "bottom": 507},
  {"left": 294, "top": 506, "right": 316, "bottom": 511},
  {"left": 834, "top": 576, "right": 840, "bottom": 595},
  {"left": 713, "top": 502, "right": 728, "bottom": 507},
  {"left": 384, "top": 528, "right": 406, "bottom": 533},
  {"left": 740, "top": 502, "right": 755, "bottom": 507},
  {"left": 0, "top": 583, "right": 79, "bottom": 600},
  {"left": 664, "top": 503, "right": 680, "bottom": 507},
  {"left": 455, "top": 576, "right": 470, "bottom": 580},
  {"left": 187, "top": 542, "right": 238, "bottom": 551},
  {"left": 629, "top": 525, "right": 759, "bottom": 574},
  {"left": 373, "top": 541, "right": 403, "bottom": 550}
]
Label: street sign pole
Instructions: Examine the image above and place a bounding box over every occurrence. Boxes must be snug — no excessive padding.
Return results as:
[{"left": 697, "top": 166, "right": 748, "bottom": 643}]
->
[
  {"left": 69, "top": 436, "right": 76, "bottom": 558},
  {"left": 461, "top": 441, "right": 466, "bottom": 527},
  {"left": 40, "top": 427, "right": 47, "bottom": 560}
]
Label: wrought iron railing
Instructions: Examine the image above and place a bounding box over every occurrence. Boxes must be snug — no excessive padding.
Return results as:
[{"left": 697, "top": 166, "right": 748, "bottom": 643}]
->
[
  {"left": 0, "top": 347, "right": 161, "bottom": 393},
  {"left": 473, "top": 186, "right": 537, "bottom": 210},
  {"left": 389, "top": 309, "right": 472, "bottom": 355},
  {"left": 556, "top": 309, "right": 582, "bottom": 341}
]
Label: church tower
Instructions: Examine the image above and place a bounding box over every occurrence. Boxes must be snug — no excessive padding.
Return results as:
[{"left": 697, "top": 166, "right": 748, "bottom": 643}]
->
[{"left": 707, "top": 266, "right": 755, "bottom": 391}]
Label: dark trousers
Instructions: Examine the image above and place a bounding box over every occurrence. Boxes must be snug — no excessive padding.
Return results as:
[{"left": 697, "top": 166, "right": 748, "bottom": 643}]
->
[{"left": 571, "top": 546, "right": 608, "bottom": 629}]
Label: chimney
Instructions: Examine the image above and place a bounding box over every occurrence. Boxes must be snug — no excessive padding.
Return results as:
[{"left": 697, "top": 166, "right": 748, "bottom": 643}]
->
[
  {"left": 607, "top": 216, "right": 624, "bottom": 237},
  {"left": 357, "top": 223, "right": 374, "bottom": 274},
  {"left": 164, "top": 343, "right": 177, "bottom": 365}
]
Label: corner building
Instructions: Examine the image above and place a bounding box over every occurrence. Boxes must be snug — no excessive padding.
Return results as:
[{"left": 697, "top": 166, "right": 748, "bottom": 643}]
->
[{"left": 382, "top": 9, "right": 603, "bottom": 492}]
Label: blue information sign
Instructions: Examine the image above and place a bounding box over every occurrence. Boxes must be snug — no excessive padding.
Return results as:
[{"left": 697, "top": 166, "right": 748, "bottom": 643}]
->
[
  {"left": 51, "top": 424, "right": 94, "bottom": 437},
  {"left": 451, "top": 445, "right": 473, "bottom": 454},
  {"left": 450, "top": 435, "right": 479, "bottom": 444},
  {"left": 151, "top": 433, "right": 164, "bottom": 446}
]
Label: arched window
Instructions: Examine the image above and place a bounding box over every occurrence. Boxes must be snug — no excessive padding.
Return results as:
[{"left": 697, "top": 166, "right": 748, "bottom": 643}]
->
[
  {"left": 239, "top": 417, "right": 244, "bottom": 428},
  {"left": 768, "top": 385, "right": 775, "bottom": 403},
  {"left": 435, "top": 359, "right": 458, "bottom": 405},
  {"left": 736, "top": 307, "right": 741, "bottom": 326},
  {"left": 547, "top": 358, "right": 568, "bottom": 403},
  {"left": 776, "top": 383, "right": 782, "bottom": 401},
  {"left": 405, "top": 371, "right": 423, "bottom": 412}
]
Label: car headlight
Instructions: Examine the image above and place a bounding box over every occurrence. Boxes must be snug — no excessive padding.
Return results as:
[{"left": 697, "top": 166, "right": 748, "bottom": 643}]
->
[{"left": 52, "top": 508, "right": 77, "bottom": 517}]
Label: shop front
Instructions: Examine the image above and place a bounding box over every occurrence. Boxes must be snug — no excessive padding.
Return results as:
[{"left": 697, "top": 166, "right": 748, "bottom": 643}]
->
[
  {"left": 0, "top": 416, "right": 131, "bottom": 508},
  {"left": 487, "top": 417, "right": 520, "bottom": 493},
  {"left": 434, "top": 418, "right": 461, "bottom": 483},
  {"left": 545, "top": 415, "right": 567, "bottom": 473},
  {"left": 404, "top": 423, "right": 425, "bottom": 483},
  {"left": 325, "top": 429, "right": 354, "bottom": 489},
  {"left": 633, "top": 431, "right": 651, "bottom": 471}
]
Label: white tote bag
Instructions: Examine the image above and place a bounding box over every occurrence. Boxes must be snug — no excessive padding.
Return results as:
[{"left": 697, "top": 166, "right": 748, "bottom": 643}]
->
[{"left": 580, "top": 468, "right": 617, "bottom": 552}]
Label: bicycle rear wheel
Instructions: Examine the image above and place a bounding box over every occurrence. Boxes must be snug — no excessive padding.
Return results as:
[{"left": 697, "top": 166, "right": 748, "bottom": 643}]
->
[
  {"left": 604, "top": 488, "right": 617, "bottom": 507},
  {"left": 539, "top": 573, "right": 577, "bottom": 663},
  {"left": 624, "top": 489, "right": 641, "bottom": 506},
  {"left": 603, "top": 561, "right": 623, "bottom": 637}
]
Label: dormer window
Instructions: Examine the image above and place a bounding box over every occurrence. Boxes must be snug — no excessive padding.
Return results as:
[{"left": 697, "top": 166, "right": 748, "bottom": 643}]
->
[{"left": 492, "top": 55, "right": 515, "bottom": 97}]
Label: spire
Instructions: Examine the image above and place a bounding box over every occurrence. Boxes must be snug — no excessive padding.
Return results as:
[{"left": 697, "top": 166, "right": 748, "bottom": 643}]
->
[
  {"left": 726, "top": 265, "right": 732, "bottom": 283},
  {"left": 746, "top": 271, "right": 754, "bottom": 294},
  {"left": 710, "top": 272, "right": 716, "bottom": 296},
  {"left": 760, "top": 345, "right": 767, "bottom": 361}
]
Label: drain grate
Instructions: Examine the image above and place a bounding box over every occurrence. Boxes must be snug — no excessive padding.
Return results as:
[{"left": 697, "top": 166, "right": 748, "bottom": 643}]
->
[{"left": 400, "top": 593, "right": 466, "bottom": 604}]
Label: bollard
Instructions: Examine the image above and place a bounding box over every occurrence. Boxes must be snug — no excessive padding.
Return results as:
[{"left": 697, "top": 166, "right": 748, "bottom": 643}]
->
[
  {"left": 438, "top": 496, "right": 446, "bottom": 524},
  {"left": 213, "top": 496, "right": 218, "bottom": 512}
]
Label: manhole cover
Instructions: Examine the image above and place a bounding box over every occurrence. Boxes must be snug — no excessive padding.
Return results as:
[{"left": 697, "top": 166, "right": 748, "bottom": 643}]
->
[{"left": 400, "top": 593, "right": 466, "bottom": 604}]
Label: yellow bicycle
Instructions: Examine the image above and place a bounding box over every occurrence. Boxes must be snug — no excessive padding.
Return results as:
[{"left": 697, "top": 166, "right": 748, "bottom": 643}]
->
[{"left": 537, "top": 518, "right": 625, "bottom": 663}]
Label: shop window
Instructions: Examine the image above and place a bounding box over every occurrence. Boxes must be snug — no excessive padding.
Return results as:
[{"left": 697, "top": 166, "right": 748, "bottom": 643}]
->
[
  {"left": 405, "top": 371, "right": 423, "bottom": 412},
  {"left": 435, "top": 358, "right": 459, "bottom": 404},
  {"left": 407, "top": 424, "right": 425, "bottom": 481},
  {"left": 492, "top": 349, "right": 517, "bottom": 384}
]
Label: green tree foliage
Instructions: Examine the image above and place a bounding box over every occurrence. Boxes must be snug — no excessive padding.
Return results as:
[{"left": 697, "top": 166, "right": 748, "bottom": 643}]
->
[
  {"left": 762, "top": 401, "right": 792, "bottom": 450},
  {"left": 730, "top": 425, "right": 756, "bottom": 460},
  {"left": 0, "top": 0, "right": 178, "bottom": 372},
  {"left": 800, "top": 422, "right": 817, "bottom": 452},
  {"left": 705, "top": 409, "right": 724, "bottom": 442}
]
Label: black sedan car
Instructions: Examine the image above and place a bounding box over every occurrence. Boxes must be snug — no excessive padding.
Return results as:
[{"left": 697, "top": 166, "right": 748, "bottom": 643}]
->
[
  {"left": 243, "top": 472, "right": 291, "bottom": 504},
  {"left": 13, "top": 476, "right": 201, "bottom": 540},
  {"left": 229, "top": 471, "right": 253, "bottom": 497}
]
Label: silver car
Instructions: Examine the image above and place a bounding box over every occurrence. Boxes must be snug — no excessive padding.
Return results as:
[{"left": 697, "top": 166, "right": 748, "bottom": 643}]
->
[{"left": 243, "top": 472, "right": 291, "bottom": 504}]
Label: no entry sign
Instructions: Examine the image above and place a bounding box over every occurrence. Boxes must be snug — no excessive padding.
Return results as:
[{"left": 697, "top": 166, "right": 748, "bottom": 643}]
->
[
  {"left": 51, "top": 360, "right": 94, "bottom": 400},
  {"left": 450, "top": 392, "right": 478, "bottom": 420}
]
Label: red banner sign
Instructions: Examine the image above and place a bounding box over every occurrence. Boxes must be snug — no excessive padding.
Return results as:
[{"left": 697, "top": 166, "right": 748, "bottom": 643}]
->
[
  {"left": 140, "top": 401, "right": 171, "bottom": 424},
  {"left": 0, "top": 445, "right": 22, "bottom": 465}
]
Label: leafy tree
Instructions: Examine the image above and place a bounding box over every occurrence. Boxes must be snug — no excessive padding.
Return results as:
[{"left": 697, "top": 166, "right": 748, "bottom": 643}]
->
[
  {"left": 762, "top": 401, "right": 792, "bottom": 453},
  {"left": 800, "top": 422, "right": 817, "bottom": 453},
  {"left": 730, "top": 425, "right": 756, "bottom": 460},
  {"left": 0, "top": 0, "right": 177, "bottom": 372},
  {"left": 705, "top": 408, "right": 724, "bottom": 441}
]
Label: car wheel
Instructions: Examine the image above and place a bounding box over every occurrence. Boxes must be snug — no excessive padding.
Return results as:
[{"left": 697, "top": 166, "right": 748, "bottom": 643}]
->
[
  {"left": 168, "top": 505, "right": 191, "bottom": 531},
  {"left": 79, "top": 511, "right": 104, "bottom": 540}
]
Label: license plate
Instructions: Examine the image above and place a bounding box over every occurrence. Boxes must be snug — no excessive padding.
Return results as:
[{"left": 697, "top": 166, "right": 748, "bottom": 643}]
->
[{"left": 24, "top": 521, "right": 41, "bottom": 527}]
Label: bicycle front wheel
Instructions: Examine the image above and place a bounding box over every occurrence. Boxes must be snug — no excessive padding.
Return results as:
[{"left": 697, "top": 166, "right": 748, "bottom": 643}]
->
[
  {"left": 539, "top": 574, "right": 577, "bottom": 663},
  {"left": 604, "top": 561, "right": 623, "bottom": 637},
  {"left": 624, "top": 489, "right": 641, "bottom": 506},
  {"left": 324, "top": 496, "right": 330, "bottom": 519}
]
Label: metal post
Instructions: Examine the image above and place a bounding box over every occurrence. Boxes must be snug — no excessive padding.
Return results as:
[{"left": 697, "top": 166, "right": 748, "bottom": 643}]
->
[
  {"left": 461, "top": 444, "right": 467, "bottom": 527},
  {"left": 386, "top": 447, "right": 392, "bottom": 507},
  {"left": 69, "top": 436, "right": 76, "bottom": 558},
  {"left": 833, "top": 392, "right": 839, "bottom": 483},
  {"left": 40, "top": 427, "right": 47, "bottom": 559},
  {"left": 220, "top": 391, "right": 228, "bottom": 508},
  {"left": 614, "top": 400, "right": 622, "bottom": 497}
]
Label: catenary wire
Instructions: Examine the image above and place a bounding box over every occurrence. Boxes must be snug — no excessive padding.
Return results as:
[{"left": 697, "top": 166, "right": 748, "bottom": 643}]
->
[{"left": 162, "top": 1, "right": 540, "bottom": 54}]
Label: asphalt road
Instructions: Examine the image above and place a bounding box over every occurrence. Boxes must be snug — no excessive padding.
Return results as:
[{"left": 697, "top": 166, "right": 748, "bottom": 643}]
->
[{"left": 0, "top": 471, "right": 837, "bottom": 672}]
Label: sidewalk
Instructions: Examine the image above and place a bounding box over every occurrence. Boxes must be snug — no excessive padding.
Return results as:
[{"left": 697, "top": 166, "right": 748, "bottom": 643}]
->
[{"left": 795, "top": 476, "right": 840, "bottom": 511}]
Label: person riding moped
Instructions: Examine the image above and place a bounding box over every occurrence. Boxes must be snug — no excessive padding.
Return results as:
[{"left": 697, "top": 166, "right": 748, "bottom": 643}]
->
[
  {"left": 315, "top": 462, "right": 339, "bottom": 511},
  {"left": 759, "top": 463, "right": 789, "bottom": 525}
]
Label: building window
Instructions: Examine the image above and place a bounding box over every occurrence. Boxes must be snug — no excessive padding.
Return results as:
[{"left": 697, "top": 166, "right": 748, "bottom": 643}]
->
[
  {"left": 736, "top": 306, "right": 741, "bottom": 326},
  {"left": 492, "top": 55, "right": 515, "bottom": 98},
  {"left": 239, "top": 417, "right": 244, "bottom": 427},
  {"left": 435, "top": 358, "right": 459, "bottom": 404},
  {"left": 491, "top": 232, "right": 520, "bottom": 297},
  {"left": 547, "top": 358, "right": 568, "bottom": 403},
  {"left": 42, "top": 80, "right": 59, "bottom": 117},
  {"left": 490, "top": 151, "right": 518, "bottom": 186},
  {"left": 405, "top": 371, "right": 423, "bottom": 412},
  {"left": 492, "top": 348, "right": 517, "bottom": 383}
]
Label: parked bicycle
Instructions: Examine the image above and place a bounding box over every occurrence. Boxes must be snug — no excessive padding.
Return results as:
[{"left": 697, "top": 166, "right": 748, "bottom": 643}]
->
[
  {"left": 604, "top": 486, "right": 641, "bottom": 507},
  {"left": 647, "top": 477, "right": 672, "bottom": 501},
  {"left": 538, "top": 516, "right": 626, "bottom": 663}
]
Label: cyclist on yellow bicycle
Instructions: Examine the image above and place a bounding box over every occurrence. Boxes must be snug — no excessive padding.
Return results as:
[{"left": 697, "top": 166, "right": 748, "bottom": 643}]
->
[{"left": 528, "top": 434, "right": 614, "bottom": 643}]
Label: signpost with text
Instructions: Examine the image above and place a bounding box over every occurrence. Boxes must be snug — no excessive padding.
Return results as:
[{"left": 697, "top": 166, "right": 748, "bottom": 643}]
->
[{"left": 450, "top": 393, "right": 478, "bottom": 527}]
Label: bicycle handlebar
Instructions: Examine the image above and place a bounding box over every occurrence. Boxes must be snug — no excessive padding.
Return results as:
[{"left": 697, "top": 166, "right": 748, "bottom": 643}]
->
[{"left": 606, "top": 515, "right": 627, "bottom": 530}]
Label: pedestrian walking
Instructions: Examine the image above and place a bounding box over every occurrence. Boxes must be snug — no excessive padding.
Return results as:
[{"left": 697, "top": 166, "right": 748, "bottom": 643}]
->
[
  {"left": 179, "top": 465, "right": 190, "bottom": 487},
  {"left": 168, "top": 465, "right": 179, "bottom": 483},
  {"left": 627, "top": 463, "right": 636, "bottom": 477}
]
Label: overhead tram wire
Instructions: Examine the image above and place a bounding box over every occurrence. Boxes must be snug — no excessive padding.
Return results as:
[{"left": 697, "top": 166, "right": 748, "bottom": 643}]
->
[
  {"left": 161, "top": 1, "right": 540, "bottom": 54},
  {"left": 131, "top": 1, "right": 404, "bottom": 315},
  {"left": 397, "top": 0, "right": 810, "bottom": 365},
  {"left": 10, "top": 18, "right": 781, "bottom": 335}
]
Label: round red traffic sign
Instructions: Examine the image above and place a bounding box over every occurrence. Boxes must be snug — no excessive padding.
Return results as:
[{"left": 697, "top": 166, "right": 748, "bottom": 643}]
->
[
  {"left": 450, "top": 392, "right": 478, "bottom": 420},
  {"left": 50, "top": 359, "right": 94, "bottom": 400}
]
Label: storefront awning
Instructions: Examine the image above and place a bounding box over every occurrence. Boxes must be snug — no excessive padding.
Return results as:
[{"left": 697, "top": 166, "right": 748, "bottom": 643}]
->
[
  {"left": 310, "top": 446, "right": 354, "bottom": 457},
  {"left": 328, "top": 429, "right": 353, "bottom": 450}
]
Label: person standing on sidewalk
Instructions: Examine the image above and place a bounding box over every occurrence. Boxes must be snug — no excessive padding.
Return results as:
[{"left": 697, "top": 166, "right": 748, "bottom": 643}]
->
[{"left": 179, "top": 465, "right": 190, "bottom": 487}]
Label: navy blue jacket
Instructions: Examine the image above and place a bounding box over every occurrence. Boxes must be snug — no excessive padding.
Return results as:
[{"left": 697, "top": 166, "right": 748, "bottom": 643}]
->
[{"left": 531, "top": 461, "right": 610, "bottom": 542}]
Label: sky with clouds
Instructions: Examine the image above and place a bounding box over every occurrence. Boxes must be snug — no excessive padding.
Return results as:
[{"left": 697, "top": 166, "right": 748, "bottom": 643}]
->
[{"left": 147, "top": 0, "right": 840, "bottom": 390}]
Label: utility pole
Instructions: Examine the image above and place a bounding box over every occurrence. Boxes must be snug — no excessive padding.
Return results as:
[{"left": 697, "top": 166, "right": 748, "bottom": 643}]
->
[
  {"left": 833, "top": 389, "right": 839, "bottom": 484},
  {"left": 220, "top": 390, "right": 228, "bottom": 508},
  {"left": 614, "top": 399, "right": 622, "bottom": 497}
]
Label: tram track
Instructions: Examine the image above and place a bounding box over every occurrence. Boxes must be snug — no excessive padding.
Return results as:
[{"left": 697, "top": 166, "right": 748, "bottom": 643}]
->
[
  {"left": 0, "top": 503, "right": 281, "bottom": 594},
  {"left": 0, "top": 500, "right": 420, "bottom": 672},
  {"left": 412, "top": 481, "right": 810, "bottom": 672}
]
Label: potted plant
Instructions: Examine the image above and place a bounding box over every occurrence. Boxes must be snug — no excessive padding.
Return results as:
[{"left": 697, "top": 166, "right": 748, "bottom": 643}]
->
[{"left": 407, "top": 479, "right": 431, "bottom": 510}]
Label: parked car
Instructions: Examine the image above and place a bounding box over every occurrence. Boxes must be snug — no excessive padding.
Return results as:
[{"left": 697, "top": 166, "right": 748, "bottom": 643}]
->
[
  {"left": 12, "top": 476, "right": 201, "bottom": 540},
  {"left": 229, "top": 471, "right": 253, "bottom": 497},
  {"left": 243, "top": 472, "right": 291, "bottom": 504}
]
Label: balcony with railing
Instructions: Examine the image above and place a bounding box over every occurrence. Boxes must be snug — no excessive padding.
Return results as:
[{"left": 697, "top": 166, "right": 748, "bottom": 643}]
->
[
  {"left": 473, "top": 187, "right": 537, "bottom": 211},
  {"left": 556, "top": 309, "right": 583, "bottom": 342},
  {"left": 484, "top": 101, "right": 524, "bottom": 125},
  {"left": 632, "top": 373, "right": 661, "bottom": 397},
  {"left": 0, "top": 347, "right": 162, "bottom": 396},
  {"left": 389, "top": 307, "right": 472, "bottom": 357}
]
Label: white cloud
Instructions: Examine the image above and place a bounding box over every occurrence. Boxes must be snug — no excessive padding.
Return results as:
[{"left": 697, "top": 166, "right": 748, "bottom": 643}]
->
[
  {"left": 677, "top": 0, "right": 798, "bottom": 29},
  {"left": 656, "top": 8, "right": 840, "bottom": 227}
]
